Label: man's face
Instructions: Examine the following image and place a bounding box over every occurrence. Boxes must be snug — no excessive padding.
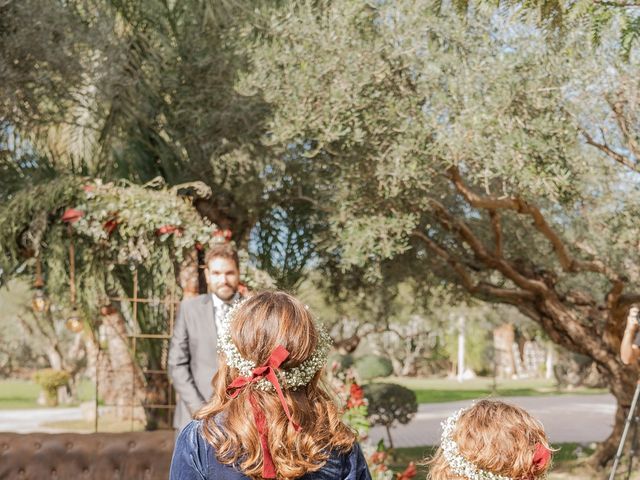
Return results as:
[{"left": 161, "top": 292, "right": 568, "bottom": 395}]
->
[{"left": 205, "top": 257, "right": 240, "bottom": 301}]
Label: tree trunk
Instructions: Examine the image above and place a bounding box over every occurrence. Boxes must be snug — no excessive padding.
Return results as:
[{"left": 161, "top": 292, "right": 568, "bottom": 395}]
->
[
  {"left": 388, "top": 355, "right": 404, "bottom": 377},
  {"left": 193, "top": 196, "right": 253, "bottom": 246},
  {"left": 516, "top": 296, "right": 637, "bottom": 469},
  {"left": 385, "top": 424, "right": 394, "bottom": 450},
  {"left": 493, "top": 324, "right": 516, "bottom": 379},
  {"left": 594, "top": 402, "right": 628, "bottom": 469},
  {"left": 591, "top": 366, "right": 638, "bottom": 468},
  {"left": 85, "top": 310, "right": 146, "bottom": 425},
  {"left": 44, "top": 347, "right": 63, "bottom": 370}
]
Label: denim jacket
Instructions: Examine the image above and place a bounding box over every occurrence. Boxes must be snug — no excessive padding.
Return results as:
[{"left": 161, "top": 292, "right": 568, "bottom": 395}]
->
[{"left": 170, "top": 420, "right": 372, "bottom": 480}]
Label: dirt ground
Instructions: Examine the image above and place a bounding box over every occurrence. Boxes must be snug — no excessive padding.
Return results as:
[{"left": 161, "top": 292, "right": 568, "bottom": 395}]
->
[{"left": 550, "top": 460, "right": 640, "bottom": 480}]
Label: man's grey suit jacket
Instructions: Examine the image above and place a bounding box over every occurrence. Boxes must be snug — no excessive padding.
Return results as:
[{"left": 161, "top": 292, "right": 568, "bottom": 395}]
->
[{"left": 168, "top": 294, "right": 219, "bottom": 431}]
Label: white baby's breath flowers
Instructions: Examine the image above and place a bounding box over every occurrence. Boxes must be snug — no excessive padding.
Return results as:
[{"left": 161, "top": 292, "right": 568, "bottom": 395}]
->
[
  {"left": 218, "top": 299, "right": 332, "bottom": 391},
  {"left": 441, "top": 408, "right": 512, "bottom": 480}
]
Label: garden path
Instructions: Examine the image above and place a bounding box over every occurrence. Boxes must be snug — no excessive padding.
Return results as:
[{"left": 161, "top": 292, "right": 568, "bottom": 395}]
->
[{"left": 369, "top": 393, "right": 616, "bottom": 448}]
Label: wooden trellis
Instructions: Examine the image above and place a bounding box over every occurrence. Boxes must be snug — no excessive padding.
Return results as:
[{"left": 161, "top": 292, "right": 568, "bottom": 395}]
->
[{"left": 92, "top": 270, "right": 178, "bottom": 432}]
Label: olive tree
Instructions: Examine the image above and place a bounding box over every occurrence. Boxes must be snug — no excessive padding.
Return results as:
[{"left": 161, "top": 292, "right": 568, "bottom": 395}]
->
[{"left": 240, "top": 0, "right": 640, "bottom": 466}]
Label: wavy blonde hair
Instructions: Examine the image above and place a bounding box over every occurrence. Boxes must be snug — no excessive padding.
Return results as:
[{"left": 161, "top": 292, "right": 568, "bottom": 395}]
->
[
  {"left": 426, "top": 400, "right": 552, "bottom": 480},
  {"left": 195, "top": 291, "right": 356, "bottom": 480}
]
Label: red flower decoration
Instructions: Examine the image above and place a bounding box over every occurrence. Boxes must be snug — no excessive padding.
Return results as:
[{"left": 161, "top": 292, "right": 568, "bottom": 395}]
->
[
  {"left": 396, "top": 462, "right": 417, "bottom": 480},
  {"left": 61, "top": 208, "right": 84, "bottom": 223},
  {"left": 156, "top": 225, "right": 183, "bottom": 236},
  {"left": 370, "top": 451, "right": 387, "bottom": 465},
  {"left": 237, "top": 282, "right": 249, "bottom": 297},
  {"left": 212, "top": 229, "right": 232, "bottom": 242},
  {"left": 103, "top": 218, "right": 118, "bottom": 235},
  {"left": 346, "top": 382, "right": 365, "bottom": 408},
  {"left": 195, "top": 242, "right": 204, "bottom": 251},
  {"left": 82, "top": 185, "right": 95, "bottom": 192}
]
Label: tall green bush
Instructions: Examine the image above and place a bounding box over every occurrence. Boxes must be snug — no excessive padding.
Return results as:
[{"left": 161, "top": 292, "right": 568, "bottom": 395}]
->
[
  {"left": 33, "top": 368, "right": 70, "bottom": 406},
  {"left": 354, "top": 355, "right": 393, "bottom": 381}
]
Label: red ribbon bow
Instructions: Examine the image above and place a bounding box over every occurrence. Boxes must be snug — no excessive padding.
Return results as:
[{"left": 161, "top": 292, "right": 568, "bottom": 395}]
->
[
  {"left": 532, "top": 443, "right": 551, "bottom": 472},
  {"left": 226, "top": 345, "right": 301, "bottom": 479}
]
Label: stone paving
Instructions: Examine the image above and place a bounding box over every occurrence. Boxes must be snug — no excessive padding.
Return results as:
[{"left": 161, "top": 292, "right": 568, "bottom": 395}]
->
[
  {"left": 369, "top": 394, "right": 617, "bottom": 448},
  {"left": 0, "top": 407, "right": 85, "bottom": 433}
]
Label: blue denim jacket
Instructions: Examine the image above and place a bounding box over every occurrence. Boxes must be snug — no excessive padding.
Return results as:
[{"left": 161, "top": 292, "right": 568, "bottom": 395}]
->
[{"left": 170, "top": 420, "right": 372, "bottom": 480}]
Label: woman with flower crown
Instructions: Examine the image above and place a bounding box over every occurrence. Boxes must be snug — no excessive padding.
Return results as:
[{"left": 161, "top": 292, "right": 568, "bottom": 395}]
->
[
  {"left": 170, "top": 291, "right": 372, "bottom": 480},
  {"left": 425, "top": 400, "right": 553, "bottom": 480}
]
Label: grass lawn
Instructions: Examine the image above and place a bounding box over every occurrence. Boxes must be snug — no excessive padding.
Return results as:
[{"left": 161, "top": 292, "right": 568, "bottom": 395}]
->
[
  {"left": 1, "top": 376, "right": 607, "bottom": 409},
  {"left": 0, "top": 380, "right": 41, "bottom": 409},
  {"left": 0, "top": 379, "right": 95, "bottom": 409},
  {"left": 382, "top": 376, "right": 607, "bottom": 404}
]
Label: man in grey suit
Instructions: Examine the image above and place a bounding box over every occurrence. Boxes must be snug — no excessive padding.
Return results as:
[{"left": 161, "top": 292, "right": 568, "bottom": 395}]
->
[{"left": 168, "top": 243, "right": 242, "bottom": 432}]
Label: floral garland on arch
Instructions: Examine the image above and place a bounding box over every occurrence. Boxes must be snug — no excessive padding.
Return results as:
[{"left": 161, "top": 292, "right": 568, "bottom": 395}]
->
[
  {"left": 0, "top": 175, "right": 275, "bottom": 328},
  {"left": 62, "top": 179, "right": 276, "bottom": 291},
  {"left": 66, "top": 179, "right": 216, "bottom": 266}
]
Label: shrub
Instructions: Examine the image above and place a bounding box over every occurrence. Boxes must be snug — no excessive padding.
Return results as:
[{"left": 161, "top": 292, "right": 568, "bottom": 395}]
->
[
  {"left": 328, "top": 352, "right": 354, "bottom": 370},
  {"left": 33, "top": 368, "right": 70, "bottom": 406},
  {"left": 354, "top": 354, "right": 393, "bottom": 381},
  {"left": 363, "top": 382, "right": 418, "bottom": 448}
]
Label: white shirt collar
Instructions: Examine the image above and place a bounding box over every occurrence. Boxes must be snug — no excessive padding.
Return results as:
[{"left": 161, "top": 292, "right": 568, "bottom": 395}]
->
[
  {"left": 211, "top": 293, "right": 227, "bottom": 308},
  {"left": 212, "top": 292, "right": 239, "bottom": 332}
]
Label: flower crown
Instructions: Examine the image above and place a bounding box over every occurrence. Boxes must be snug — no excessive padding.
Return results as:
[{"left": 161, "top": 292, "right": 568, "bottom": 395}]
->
[
  {"left": 217, "top": 299, "right": 333, "bottom": 391},
  {"left": 441, "top": 407, "right": 512, "bottom": 480}
]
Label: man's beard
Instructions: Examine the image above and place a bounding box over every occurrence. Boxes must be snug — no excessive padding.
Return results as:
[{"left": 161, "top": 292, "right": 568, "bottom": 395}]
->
[{"left": 213, "top": 285, "right": 236, "bottom": 301}]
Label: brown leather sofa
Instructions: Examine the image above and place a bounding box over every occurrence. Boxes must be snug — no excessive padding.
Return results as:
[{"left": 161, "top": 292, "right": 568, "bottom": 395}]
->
[{"left": 0, "top": 431, "right": 174, "bottom": 480}]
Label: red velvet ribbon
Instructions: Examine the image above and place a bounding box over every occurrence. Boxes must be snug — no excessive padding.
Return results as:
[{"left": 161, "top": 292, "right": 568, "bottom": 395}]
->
[
  {"left": 532, "top": 443, "right": 551, "bottom": 471},
  {"left": 227, "top": 345, "right": 301, "bottom": 479}
]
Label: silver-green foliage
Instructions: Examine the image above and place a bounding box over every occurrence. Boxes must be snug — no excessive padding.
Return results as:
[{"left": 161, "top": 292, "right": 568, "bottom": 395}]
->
[{"left": 242, "top": 4, "right": 545, "bottom": 262}]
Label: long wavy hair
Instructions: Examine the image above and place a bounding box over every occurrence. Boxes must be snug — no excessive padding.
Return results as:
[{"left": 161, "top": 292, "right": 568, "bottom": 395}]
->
[
  {"left": 195, "top": 291, "right": 356, "bottom": 479},
  {"left": 426, "top": 400, "right": 552, "bottom": 480}
]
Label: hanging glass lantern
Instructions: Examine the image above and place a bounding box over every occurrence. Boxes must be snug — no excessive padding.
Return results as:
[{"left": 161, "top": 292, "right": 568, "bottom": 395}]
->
[
  {"left": 65, "top": 308, "right": 83, "bottom": 333},
  {"left": 32, "top": 288, "right": 50, "bottom": 313}
]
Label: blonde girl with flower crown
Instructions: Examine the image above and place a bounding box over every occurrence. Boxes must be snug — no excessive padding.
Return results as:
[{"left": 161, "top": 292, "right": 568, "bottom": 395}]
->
[
  {"left": 426, "top": 400, "right": 553, "bottom": 480},
  {"left": 170, "top": 291, "right": 372, "bottom": 480}
]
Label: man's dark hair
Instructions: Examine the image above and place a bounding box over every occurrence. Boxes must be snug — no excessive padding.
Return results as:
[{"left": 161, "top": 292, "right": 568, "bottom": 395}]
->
[{"left": 204, "top": 242, "right": 239, "bottom": 270}]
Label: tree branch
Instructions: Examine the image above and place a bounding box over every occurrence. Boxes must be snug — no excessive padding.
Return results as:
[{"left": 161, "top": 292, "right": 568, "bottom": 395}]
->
[
  {"left": 280, "top": 193, "right": 331, "bottom": 213},
  {"left": 411, "top": 230, "right": 535, "bottom": 301},
  {"left": 582, "top": 129, "right": 640, "bottom": 172},
  {"left": 447, "top": 165, "right": 624, "bottom": 283},
  {"left": 412, "top": 229, "right": 612, "bottom": 364},
  {"left": 170, "top": 180, "right": 212, "bottom": 199},
  {"left": 608, "top": 96, "right": 640, "bottom": 161},
  {"left": 607, "top": 281, "right": 626, "bottom": 310},
  {"left": 594, "top": 0, "right": 640, "bottom": 6},
  {"left": 618, "top": 294, "right": 640, "bottom": 308},
  {"left": 428, "top": 198, "right": 548, "bottom": 293},
  {"left": 489, "top": 210, "right": 503, "bottom": 257},
  {"left": 411, "top": 230, "right": 477, "bottom": 291}
]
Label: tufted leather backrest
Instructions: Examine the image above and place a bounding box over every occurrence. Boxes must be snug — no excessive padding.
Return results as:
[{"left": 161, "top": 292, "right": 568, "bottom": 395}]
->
[{"left": 0, "top": 431, "right": 173, "bottom": 480}]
